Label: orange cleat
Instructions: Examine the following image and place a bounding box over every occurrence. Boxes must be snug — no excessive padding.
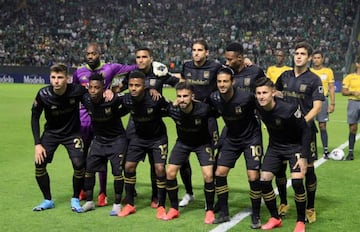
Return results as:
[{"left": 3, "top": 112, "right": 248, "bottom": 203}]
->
[
  {"left": 97, "top": 193, "right": 108, "bottom": 207},
  {"left": 156, "top": 206, "right": 167, "bottom": 220},
  {"left": 261, "top": 217, "right": 282, "bottom": 230},
  {"left": 164, "top": 208, "right": 180, "bottom": 221},
  {"left": 79, "top": 190, "right": 86, "bottom": 201},
  {"left": 151, "top": 198, "right": 159, "bottom": 209},
  {"left": 204, "top": 210, "right": 215, "bottom": 224},
  {"left": 117, "top": 204, "right": 136, "bottom": 217},
  {"left": 293, "top": 221, "right": 305, "bottom": 232}
]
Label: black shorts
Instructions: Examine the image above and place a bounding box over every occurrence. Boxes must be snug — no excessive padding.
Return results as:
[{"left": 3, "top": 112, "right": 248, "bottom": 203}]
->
[
  {"left": 216, "top": 134, "right": 262, "bottom": 170},
  {"left": 86, "top": 135, "right": 127, "bottom": 175},
  {"left": 262, "top": 147, "right": 305, "bottom": 174},
  {"left": 40, "top": 131, "right": 84, "bottom": 163},
  {"left": 126, "top": 134, "right": 168, "bottom": 164},
  {"left": 168, "top": 140, "right": 214, "bottom": 166}
]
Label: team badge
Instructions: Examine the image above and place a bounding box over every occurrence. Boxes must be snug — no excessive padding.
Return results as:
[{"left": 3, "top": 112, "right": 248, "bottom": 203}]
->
[
  {"left": 203, "top": 71, "right": 210, "bottom": 79},
  {"left": 51, "top": 105, "right": 57, "bottom": 109},
  {"left": 69, "top": 98, "right": 76, "bottom": 104},
  {"left": 283, "top": 83, "right": 288, "bottom": 88},
  {"left": 275, "top": 118, "right": 282, "bottom": 126},
  {"left": 105, "top": 107, "right": 112, "bottom": 115},
  {"left": 186, "top": 72, "right": 192, "bottom": 78},
  {"left": 195, "top": 118, "right": 201, "bottom": 125},
  {"left": 147, "top": 108, "right": 153, "bottom": 114},
  {"left": 244, "top": 78, "right": 251, "bottom": 86},
  {"left": 150, "top": 79, "right": 156, "bottom": 86},
  {"left": 235, "top": 106, "right": 242, "bottom": 114},
  {"left": 300, "top": 84, "right": 307, "bottom": 93}
]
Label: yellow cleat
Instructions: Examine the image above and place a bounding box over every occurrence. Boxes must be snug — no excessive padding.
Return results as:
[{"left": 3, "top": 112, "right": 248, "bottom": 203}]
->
[
  {"left": 306, "top": 208, "right": 316, "bottom": 223},
  {"left": 278, "top": 204, "right": 290, "bottom": 217}
]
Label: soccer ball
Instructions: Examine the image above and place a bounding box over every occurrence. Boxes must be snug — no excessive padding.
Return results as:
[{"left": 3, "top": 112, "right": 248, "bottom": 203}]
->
[{"left": 329, "top": 148, "right": 345, "bottom": 161}]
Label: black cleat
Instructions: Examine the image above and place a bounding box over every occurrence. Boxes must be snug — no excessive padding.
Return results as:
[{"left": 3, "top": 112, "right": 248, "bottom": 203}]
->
[
  {"left": 251, "top": 215, "right": 261, "bottom": 229},
  {"left": 345, "top": 154, "right": 354, "bottom": 161},
  {"left": 213, "top": 215, "right": 230, "bottom": 224}
]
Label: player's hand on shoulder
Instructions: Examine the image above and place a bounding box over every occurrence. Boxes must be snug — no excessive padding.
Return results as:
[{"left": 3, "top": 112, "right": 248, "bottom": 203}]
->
[
  {"left": 152, "top": 61, "right": 168, "bottom": 77},
  {"left": 149, "top": 88, "right": 162, "bottom": 101},
  {"left": 103, "top": 89, "right": 114, "bottom": 102}
]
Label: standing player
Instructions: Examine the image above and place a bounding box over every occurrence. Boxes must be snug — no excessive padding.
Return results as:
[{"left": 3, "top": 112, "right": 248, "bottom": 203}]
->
[
  {"left": 209, "top": 67, "right": 262, "bottom": 228},
  {"left": 220, "top": 42, "right": 265, "bottom": 228},
  {"left": 117, "top": 71, "right": 168, "bottom": 219},
  {"left": 162, "top": 81, "right": 216, "bottom": 224},
  {"left": 179, "top": 39, "right": 222, "bottom": 207},
  {"left": 341, "top": 56, "right": 360, "bottom": 160},
  {"left": 72, "top": 42, "right": 136, "bottom": 207},
  {"left": 311, "top": 50, "right": 335, "bottom": 158},
  {"left": 117, "top": 47, "right": 180, "bottom": 208},
  {"left": 31, "top": 63, "right": 87, "bottom": 212},
  {"left": 79, "top": 73, "right": 128, "bottom": 216},
  {"left": 275, "top": 41, "right": 324, "bottom": 223},
  {"left": 266, "top": 49, "right": 293, "bottom": 84},
  {"left": 255, "top": 77, "right": 309, "bottom": 232}
]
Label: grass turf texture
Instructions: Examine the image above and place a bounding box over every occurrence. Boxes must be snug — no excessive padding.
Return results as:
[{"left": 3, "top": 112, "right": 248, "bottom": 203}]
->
[{"left": 0, "top": 83, "right": 359, "bottom": 231}]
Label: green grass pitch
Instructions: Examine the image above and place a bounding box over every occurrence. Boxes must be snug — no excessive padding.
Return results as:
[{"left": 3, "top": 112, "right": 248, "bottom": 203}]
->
[{"left": 0, "top": 83, "right": 359, "bottom": 231}]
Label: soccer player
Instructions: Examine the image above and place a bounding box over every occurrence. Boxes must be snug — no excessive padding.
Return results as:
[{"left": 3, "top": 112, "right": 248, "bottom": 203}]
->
[
  {"left": 72, "top": 42, "right": 136, "bottom": 207},
  {"left": 224, "top": 42, "right": 265, "bottom": 92},
  {"left": 162, "top": 81, "right": 216, "bottom": 224},
  {"left": 311, "top": 50, "right": 335, "bottom": 158},
  {"left": 31, "top": 63, "right": 87, "bottom": 212},
  {"left": 117, "top": 71, "right": 168, "bottom": 219},
  {"left": 209, "top": 67, "right": 262, "bottom": 228},
  {"left": 266, "top": 49, "right": 293, "bottom": 84},
  {"left": 218, "top": 42, "right": 265, "bottom": 228},
  {"left": 79, "top": 73, "right": 128, "bottom": 216},
  {"left": 179, "top": 39, "right": 221, "bottom": 207},
  {"left": 275, "top": 41, "right": 324, "bottom": 223},
  {"left": 119, "top": 47, "right": 180, "bottom": 208},
  {"left": 341, "top": 56, "right": 360, "bottom": 161},
  {"left": 255, "top": 77, "right": 309, "bottom": 232}
]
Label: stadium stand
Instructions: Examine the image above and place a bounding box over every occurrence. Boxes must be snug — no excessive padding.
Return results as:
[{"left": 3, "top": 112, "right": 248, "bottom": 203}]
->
[{"left": 0, "top": 0, "right": 359, "bottom": 75}]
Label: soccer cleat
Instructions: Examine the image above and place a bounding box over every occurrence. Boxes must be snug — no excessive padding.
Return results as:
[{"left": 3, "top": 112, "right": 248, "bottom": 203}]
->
[
  {"left": 33, "top": 199, "right": 55, "bottom": 211},
  {"left": 109, "top": 203, "right": 122, "bottom": 216},
  {"left": 345, "top": 154, "right": 354, "bottom": 161},
  {"left": 306, "top": 208, "right": 316, "bottom": 223},
  {"left": 97, "top": 193, "right": 108, "bottom": 207},
  {"left": 79, "top": 190, "right": 86, "bottom": 201},
  {"left": 151, "top": 197, "right": 159, "bottom": 209},
  {"left": 164, "top": 208, "right": 180, "bottom": 220},
  {"left": 323, "top": 152, "right": 330, "bottom": 159},
  {"left": 179, "top": 193, "right": 195, "bottom": 207},
  {"left": 278, "top": 203, "right": 290, "bottom": 217},
  {"left": 293, "top": 221, "right": 305, "bottom": 232},
  {"left": 204, "top": 210, "right": 215, "bottom": 224},
  {"left": 117, "top": 204, "right": 136, "bottom": 217},
  {"left": 261, "top": 217, "right": 282, "bottom": 230},
  {"left": 80, "top": 201, "right": 95, "bottom": 213},
  {"left": 71, "top": 198, "right": 82, "bottom": 212},
  {"left": 156, "top": 206, "right": 167, "bottom": 220},
  {"left": 213, "top": 214, "right": 230, "bottom": 224},
  {"left": 250, "top": 215, "right": 261, "bottom": 229}
]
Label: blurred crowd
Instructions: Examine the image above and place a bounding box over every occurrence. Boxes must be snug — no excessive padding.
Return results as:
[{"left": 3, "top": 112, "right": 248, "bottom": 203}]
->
[{"left": 0, "top": 0, "right": 358, "bottom": 73}]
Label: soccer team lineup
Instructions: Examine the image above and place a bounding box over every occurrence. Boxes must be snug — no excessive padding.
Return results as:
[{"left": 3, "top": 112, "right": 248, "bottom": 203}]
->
[{"left": 30, "top": 39, "right": 360, "bottom": 232}]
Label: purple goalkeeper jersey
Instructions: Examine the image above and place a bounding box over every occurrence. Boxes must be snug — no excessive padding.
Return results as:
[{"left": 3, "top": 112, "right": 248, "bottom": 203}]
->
[{"left": 73, "top": 62, "right": 137, "bottom": 129}]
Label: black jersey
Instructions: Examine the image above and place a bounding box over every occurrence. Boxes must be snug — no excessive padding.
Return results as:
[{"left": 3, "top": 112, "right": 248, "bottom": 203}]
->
[
  {"left": 122, "top": 89, "right": 168, "bottom": 139},
  {"left": 31, "top": 84, "right": 87, "bottom": 145},
  {"left": 167, "top": 101, "right": 212, "bottom": 147},
  {"left": 82, "top": 93, "right": 128, "bottom": 139},
  {"left": 257, "top": 97, "right": 311, "bottom": 155},
  {"left": 233, "top": 65, "right": 265, "bottom": 93},
  {"left": 181, "top": 60, "right": 222, "bottom": 102},
  {"left": 122, "top": 62, "right": 179, "bottom": 94},
  {"left": 210, "top": 87, "right": 260, "bottom": 139},
  {"left": 275, "top": 69, "right": 325, "bottom": 116}
]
